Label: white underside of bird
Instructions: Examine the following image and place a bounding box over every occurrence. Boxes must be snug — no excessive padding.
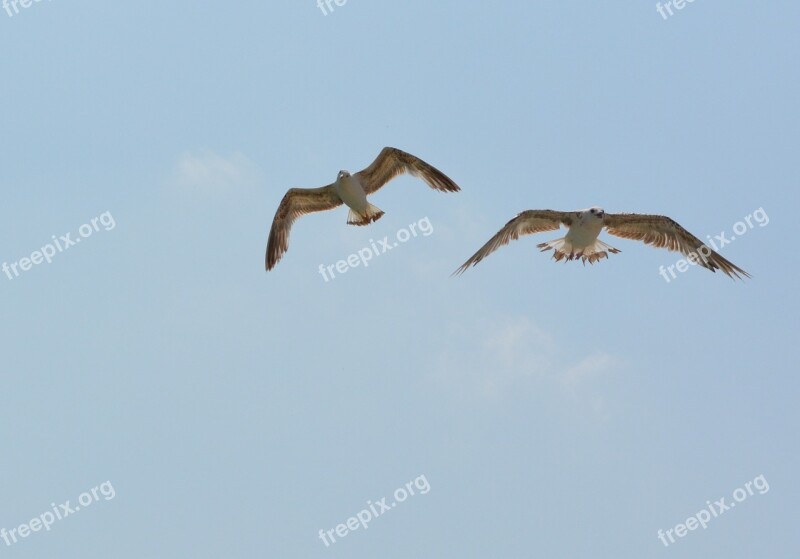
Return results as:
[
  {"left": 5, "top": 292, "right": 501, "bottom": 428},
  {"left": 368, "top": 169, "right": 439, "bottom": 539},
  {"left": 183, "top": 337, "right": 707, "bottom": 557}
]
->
[
  {"left": 536, "top": 210, "right": 620, "bottom": 263},
  {"left": 333, "top": 173, "right": 385, "bottom": 226}
]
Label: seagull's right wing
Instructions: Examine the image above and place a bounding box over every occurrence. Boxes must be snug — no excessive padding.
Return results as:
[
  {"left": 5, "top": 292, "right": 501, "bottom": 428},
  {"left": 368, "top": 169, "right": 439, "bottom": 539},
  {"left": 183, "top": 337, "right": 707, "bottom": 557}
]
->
[
  {"left": 355, "top": 147, "right": 461, "bottom": 194},
  {"left": 266, "top": 185, "right": 341, "bottom": 271},
  {"left": 453, "top": 210, "right": 573, "bottom": 275},
  {"left": 603, "top": 213, "right": 750, "bottom": 279}
]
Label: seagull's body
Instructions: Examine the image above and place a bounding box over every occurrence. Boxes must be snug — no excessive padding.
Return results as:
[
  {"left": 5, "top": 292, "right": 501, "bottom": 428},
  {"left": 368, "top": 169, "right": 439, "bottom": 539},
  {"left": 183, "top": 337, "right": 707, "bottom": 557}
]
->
[
  {"left": 266, "top": 147, "right": 460, "bottom": 270},
  {"left": 332, "top": 170, "right": 384, "bottom": 225},
  {"left": 455, "top": 207, "right": 750, "bottom": 279},
  {"left": 547, "top": 208, "right": 609, "bottom": 260},
  {"left": 334, "top": 172, "right": 370, "bottom": 216}
]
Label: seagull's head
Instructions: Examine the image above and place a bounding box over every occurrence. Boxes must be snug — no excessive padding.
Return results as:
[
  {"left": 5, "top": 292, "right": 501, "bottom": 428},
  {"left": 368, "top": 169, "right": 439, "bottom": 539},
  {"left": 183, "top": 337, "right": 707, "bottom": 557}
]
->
[
  {"left": 337, "top": 170, "right": 351, "bottom": 180},
  {"left": 587, "top": 207, "right": 605, "bottom": 220}
]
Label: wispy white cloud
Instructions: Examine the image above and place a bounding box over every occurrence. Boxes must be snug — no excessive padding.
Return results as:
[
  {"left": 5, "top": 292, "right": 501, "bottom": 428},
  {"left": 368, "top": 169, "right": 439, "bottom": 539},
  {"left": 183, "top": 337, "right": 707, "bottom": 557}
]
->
[
  {"left": 482, "top": 315, "right": 554, "bottom": 371},
  {"left": 167, "top": 150, "right": 262, "bottom": 193},
  {"left": 560, "top": 352, "right": 616, "bottom": 390},
  {"left": 558, "top": 352, "right": 618, "bottom": 420},
  {"left": 434, "top": 314, "right": 618, "bottom": 406},
  {"left": 434, "top": 315, "right": 551, "bottom": 401}
]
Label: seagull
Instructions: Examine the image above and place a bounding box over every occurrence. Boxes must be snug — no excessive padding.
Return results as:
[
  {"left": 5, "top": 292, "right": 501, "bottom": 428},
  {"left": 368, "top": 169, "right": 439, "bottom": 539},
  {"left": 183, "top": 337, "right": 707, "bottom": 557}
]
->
[
  {"left": 454, "top": 208, "right": 750, "bottom": 279},
  {"left": 265, "top": 147, "right": 460, "bottom": 270}
]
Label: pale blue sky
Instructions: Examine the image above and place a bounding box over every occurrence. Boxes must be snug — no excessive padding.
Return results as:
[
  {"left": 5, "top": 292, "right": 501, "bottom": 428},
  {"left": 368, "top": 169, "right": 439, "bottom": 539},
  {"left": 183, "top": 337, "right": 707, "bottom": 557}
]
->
[{"left": 1, "top": 1, "right": 798, "bottom": 557}]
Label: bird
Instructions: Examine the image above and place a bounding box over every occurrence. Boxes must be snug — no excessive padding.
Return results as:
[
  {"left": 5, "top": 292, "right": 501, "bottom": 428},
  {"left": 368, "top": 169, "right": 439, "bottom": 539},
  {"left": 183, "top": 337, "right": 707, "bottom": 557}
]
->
[
  {"left": 265, "top": 147, "right": 461, "bottom": 271},
  {"left": 453, "top": 207, "right": 750, "bottom": 279}
]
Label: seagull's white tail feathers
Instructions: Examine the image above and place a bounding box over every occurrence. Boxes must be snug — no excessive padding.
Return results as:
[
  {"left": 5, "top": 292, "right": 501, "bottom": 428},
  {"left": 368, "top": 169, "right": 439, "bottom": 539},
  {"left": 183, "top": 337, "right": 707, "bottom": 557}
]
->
[
  {"left": 537, "top": 237, "right": 621, "bottom": 264},
  {"left": 347, "top": 204, "right": 385, "bottom": 226}
]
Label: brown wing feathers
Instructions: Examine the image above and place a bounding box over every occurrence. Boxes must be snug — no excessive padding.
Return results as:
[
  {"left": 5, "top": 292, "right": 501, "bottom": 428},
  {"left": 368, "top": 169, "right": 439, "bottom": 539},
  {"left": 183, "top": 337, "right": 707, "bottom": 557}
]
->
[
  {"left": 603, "top": 213, "right": 750, "bottom": 279},
  {"left": 265, "top": 186, "right": 341, "bottom": 270},
  {"left": 356, "top": 147, "right": 460, "bottom": 195},
  {"left": 453, "top": 210, "right": 573, "bottom": 275}
]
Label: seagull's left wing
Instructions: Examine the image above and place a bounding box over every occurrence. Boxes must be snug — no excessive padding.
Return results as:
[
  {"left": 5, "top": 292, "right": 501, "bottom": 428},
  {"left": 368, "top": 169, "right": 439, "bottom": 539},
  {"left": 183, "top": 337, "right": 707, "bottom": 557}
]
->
[
  {"left": 266, "top": 185, "right": 341, "bottom": 271},
  {"left": 453, "top": 210, "right": 573, "bottom": 275},
  {"left": 355, "top": 147, "right": 461, "bottom": 195},
  {"left": 603, "top": 213, "right": 750, "bottom": 279}
]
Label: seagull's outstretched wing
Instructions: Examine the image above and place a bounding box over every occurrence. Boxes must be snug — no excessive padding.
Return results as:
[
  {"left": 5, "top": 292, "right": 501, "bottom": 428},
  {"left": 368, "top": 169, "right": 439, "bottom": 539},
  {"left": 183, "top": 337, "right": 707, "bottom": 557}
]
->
[
  {"left": 355, "top": 147, "right": 461, "bottom": 195},
  {"left": 454, "top": 210, "right": 574, "bottom": 275},
  {"left": 603, "top": 213, "right": 750, "bottom": 279},
  {"left": 266, "top": 185, "right": 342, "bottom": 271}
]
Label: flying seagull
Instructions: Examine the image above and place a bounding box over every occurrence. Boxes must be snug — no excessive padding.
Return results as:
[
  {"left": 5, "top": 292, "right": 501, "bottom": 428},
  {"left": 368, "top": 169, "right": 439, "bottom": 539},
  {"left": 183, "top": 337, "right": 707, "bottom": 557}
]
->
[
  {"left": 454, "top": 208, "right": 750, "bottom": 279},
  {"left": 265, "top": 147, "right": 460, "bottom": 270}
]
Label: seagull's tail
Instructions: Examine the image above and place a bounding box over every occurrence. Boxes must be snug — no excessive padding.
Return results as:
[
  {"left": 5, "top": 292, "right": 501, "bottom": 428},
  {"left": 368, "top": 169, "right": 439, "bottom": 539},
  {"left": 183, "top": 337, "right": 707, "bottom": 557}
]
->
[
  {"left": 537, "top": 237, "right": 621, "bottom": 265},
  {"left": 347, "top": 204, "right": 385, "bottom": 226}
]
